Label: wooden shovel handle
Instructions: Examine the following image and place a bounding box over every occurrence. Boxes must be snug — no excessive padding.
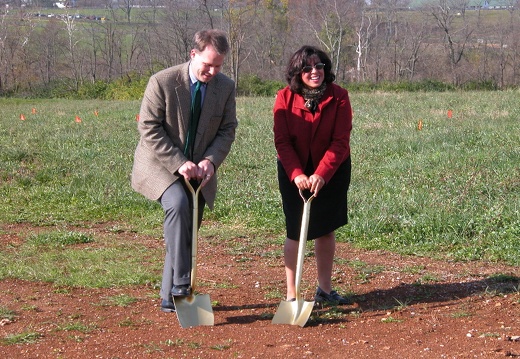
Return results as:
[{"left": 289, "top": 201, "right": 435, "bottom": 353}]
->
[{"left": 184, "top": 177, "right": 202, "bottom": 292}]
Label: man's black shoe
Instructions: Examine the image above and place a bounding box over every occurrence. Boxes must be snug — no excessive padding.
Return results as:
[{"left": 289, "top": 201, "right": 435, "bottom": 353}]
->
[
  {"left": 160, "top": 298, "right": 176, "bottom": 313},
  {"left": 171, "top": 284, "right": 191, "bottom": 297}
]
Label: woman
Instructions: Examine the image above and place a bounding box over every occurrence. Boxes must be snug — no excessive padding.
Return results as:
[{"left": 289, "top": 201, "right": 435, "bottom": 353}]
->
[{"left": 273, "top": 45, "right": 352, "bottom": 305}]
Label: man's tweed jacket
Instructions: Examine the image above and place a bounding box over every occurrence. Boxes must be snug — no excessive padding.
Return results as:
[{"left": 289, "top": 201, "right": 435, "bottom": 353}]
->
[{"left": 131, "top": 61, "right": 237, "bottom": 209}]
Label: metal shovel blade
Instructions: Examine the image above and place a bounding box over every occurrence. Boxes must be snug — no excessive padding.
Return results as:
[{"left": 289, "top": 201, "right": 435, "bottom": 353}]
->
[
  {"left": 272, "top": 298, "right": 315, "bottom": 327},
  {"left": 174, "top": 178, "right": 214, "bottom": 328},
  {"left": 174, "top": 294, "right": 214, "bottom": 328}
]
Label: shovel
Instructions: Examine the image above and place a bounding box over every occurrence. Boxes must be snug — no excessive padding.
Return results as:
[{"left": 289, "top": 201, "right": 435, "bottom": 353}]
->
[
  {"left": 173, "top": 177, "right": 214, "bottom": 328},
  {"left": 272, "top": 189, "right": 315, "bottom": 327}
]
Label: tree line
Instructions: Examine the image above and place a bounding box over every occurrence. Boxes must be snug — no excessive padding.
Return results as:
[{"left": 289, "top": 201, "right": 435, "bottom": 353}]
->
[{"left": 1, "top": 0, "right": 519, "bottom": 98}]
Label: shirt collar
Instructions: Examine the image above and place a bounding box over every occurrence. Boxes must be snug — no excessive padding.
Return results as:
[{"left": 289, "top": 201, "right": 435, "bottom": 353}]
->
[{"left": 188, "top": 63, "right": 200, "bottom": 86}]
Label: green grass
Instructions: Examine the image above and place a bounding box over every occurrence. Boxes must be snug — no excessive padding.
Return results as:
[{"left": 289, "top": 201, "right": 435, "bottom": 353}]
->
[
  {"left": 54, "top": 321, "right": 97, "bottom": 333},
  {"left": 1, "top": 331, "right": 42, "bottom": 345},
  {"left": 345, "top": 91, "right": 519, "bottom": 264},
  {"left": 0, "top": 91, "right": 518, "bottom": 288},
  {"left": 101, "top": 294, "right": 138, "bottom": 307},
  {"left": 0, "top": 306, "right": 16, "bottom": 321},
  {"left": 26, "top": 230, "right": 94, "bottom": 247},
  {"left": 0, "top": 241, "right": 161, "bottom": 287}
]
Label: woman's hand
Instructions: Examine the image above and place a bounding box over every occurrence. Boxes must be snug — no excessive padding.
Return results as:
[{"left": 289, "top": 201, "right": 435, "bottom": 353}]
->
[
  {"left": 309, "top": 174, "right": 325, "bottom": 195},
  {"left": 295, "top": 173, "right": 325, "bottom": 195},
  {"left": 294, "top": 174, "right": 310, "bottom": 191}
]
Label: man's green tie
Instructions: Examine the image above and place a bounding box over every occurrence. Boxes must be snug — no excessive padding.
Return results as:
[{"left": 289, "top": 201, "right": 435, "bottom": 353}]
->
[{"left": 184, "top": 81, "right": 202, "bottom": 159}]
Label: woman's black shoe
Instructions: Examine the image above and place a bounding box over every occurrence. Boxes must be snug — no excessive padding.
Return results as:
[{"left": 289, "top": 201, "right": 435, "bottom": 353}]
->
[{"left": 315, "top": 287, "right": 352, "bottom": 305}]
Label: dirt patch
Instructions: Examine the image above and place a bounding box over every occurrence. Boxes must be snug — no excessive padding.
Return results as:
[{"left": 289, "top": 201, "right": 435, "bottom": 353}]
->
[{"left": 1, "top": 224, "right": 519, "bottom": 358}]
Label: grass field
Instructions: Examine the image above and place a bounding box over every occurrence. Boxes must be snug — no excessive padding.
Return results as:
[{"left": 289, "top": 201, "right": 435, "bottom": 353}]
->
[{"left": 0, "top": 91, "right": 518, "bottom": 287}]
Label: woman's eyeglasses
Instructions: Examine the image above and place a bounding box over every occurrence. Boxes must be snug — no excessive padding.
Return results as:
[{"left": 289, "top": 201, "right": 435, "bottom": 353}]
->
[{"left": 302, "top": 63, "right": 325, "bottom": 73}]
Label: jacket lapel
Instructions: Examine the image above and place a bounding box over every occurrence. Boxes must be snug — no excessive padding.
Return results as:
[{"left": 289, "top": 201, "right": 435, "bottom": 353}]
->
[{"left": 174, "top": 63, "right": 192, "bottom": 136}]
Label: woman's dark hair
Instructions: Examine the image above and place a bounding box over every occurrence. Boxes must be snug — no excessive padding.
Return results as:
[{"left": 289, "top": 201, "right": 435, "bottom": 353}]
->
[{"left": 285, "top": 45, "right": 335, "bottom": 94}]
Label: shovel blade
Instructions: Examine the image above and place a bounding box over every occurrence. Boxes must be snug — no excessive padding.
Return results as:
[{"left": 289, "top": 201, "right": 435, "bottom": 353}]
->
[
  {"left": 174, "top": 294, "right": 214, "bottom": 328},
  {"left": 272, "top": 299, "right": 314, "bottom": 327}
]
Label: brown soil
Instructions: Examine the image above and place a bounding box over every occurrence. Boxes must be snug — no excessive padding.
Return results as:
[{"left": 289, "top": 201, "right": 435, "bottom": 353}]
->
[{"left": 1, "top": 224, "right": 519, "bottom": 359}]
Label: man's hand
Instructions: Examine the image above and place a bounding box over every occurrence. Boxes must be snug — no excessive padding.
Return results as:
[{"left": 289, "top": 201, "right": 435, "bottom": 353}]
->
[
  {"left": 178, "top": 161, "right": 199, "bottom": 180},
  {"left": 178, "top": 159, "right": 215, "bottom": 187},
  {"left": 198, "top": 159, "right": 214, "bottom": 187}
]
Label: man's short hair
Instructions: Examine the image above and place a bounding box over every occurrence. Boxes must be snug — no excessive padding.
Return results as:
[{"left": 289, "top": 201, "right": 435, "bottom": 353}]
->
[{"left": 193, "top": 29, "right": 230, "bottom": 55}]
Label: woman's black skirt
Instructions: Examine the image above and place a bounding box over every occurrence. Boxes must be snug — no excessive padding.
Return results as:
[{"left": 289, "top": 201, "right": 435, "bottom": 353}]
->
[{"left": 277, "top": 156, "right": 351, "bottom": 241}]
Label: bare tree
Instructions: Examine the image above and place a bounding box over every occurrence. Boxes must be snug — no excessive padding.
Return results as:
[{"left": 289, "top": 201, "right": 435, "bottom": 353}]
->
[
  {"left": 373, "top": 1, "right": 429, "bottom": 81},
  {"left": 156, "top": 1, "right": 197, "bottom": 67},
  {"left": 200, "top": 0, "right": 220, "bottom": 29},
  {"left": 83, "top": 21, "right": 104, "bottom": 82},
  {"left": 1, "top": 0, "right": 520, "bottom": 95},
  {"left": 61, "top": 13, "right": 86, "bottom": 91},
  {"left": 122, "top": 22, "right": 146, "bottom": 77},
  {"left": 503, "top": 0, "right": 520, "bottom": 87},
  {"left": 139, "top": 0, "right": 164, "bottom": 23},
  {"left": 97, "top": 22, "right": 119, "bottom": 81},
  {"left": 297, "top": 0, "right": 361, "bottom": 76},
  {"left": 0, "top": 9, "right": 9, "bottom": 92},
  {"left": 477, "top": 2, "right": 519, "bottom": 88},
  {"left": 221, "top": 0, "right": 256, "bottom": 87},
  {"left": 395, "top": 21, "right": 429, "bottom": 81},
  {"left": 0, "top": 12, "right": 41, "bottom": 92},
  {"left": 248, "top": 0, "right": 290, "bottom": 80},
  {"left": 424, "top": 0, "right": 479, "bottom": 85},
  {"left": 35, "top": 19, "right": 63, "bottom": 86},
  {"left": 355, "top": 8, "right": 375, "bottom": 82},
  {"left": 119, "top": 0, "right": 133, "bottom": 23}
]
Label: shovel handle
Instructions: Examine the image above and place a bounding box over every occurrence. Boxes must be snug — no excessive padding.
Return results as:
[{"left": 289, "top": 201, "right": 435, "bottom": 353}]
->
[
  {"left": 183, "top": 177, "right": 202, "bottom": 198},
  {"left": 184, "top": 177, "right": 202, "bottom": 292},
  {"left": 294, "top": 190, "right": 315, "bottom": 299},
  {"left": 299, "top": 189, "right": 315, "bottom": 204}
]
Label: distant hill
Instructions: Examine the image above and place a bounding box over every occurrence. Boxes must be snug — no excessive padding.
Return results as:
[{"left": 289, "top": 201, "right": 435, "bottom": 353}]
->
[{"left": 407, "top": 0, "right": 514, "bottom": 9}]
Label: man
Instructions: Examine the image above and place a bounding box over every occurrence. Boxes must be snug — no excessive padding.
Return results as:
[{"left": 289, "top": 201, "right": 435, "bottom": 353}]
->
[{"left": 131, "top": 29, "right": 237, "bottom": 312}]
